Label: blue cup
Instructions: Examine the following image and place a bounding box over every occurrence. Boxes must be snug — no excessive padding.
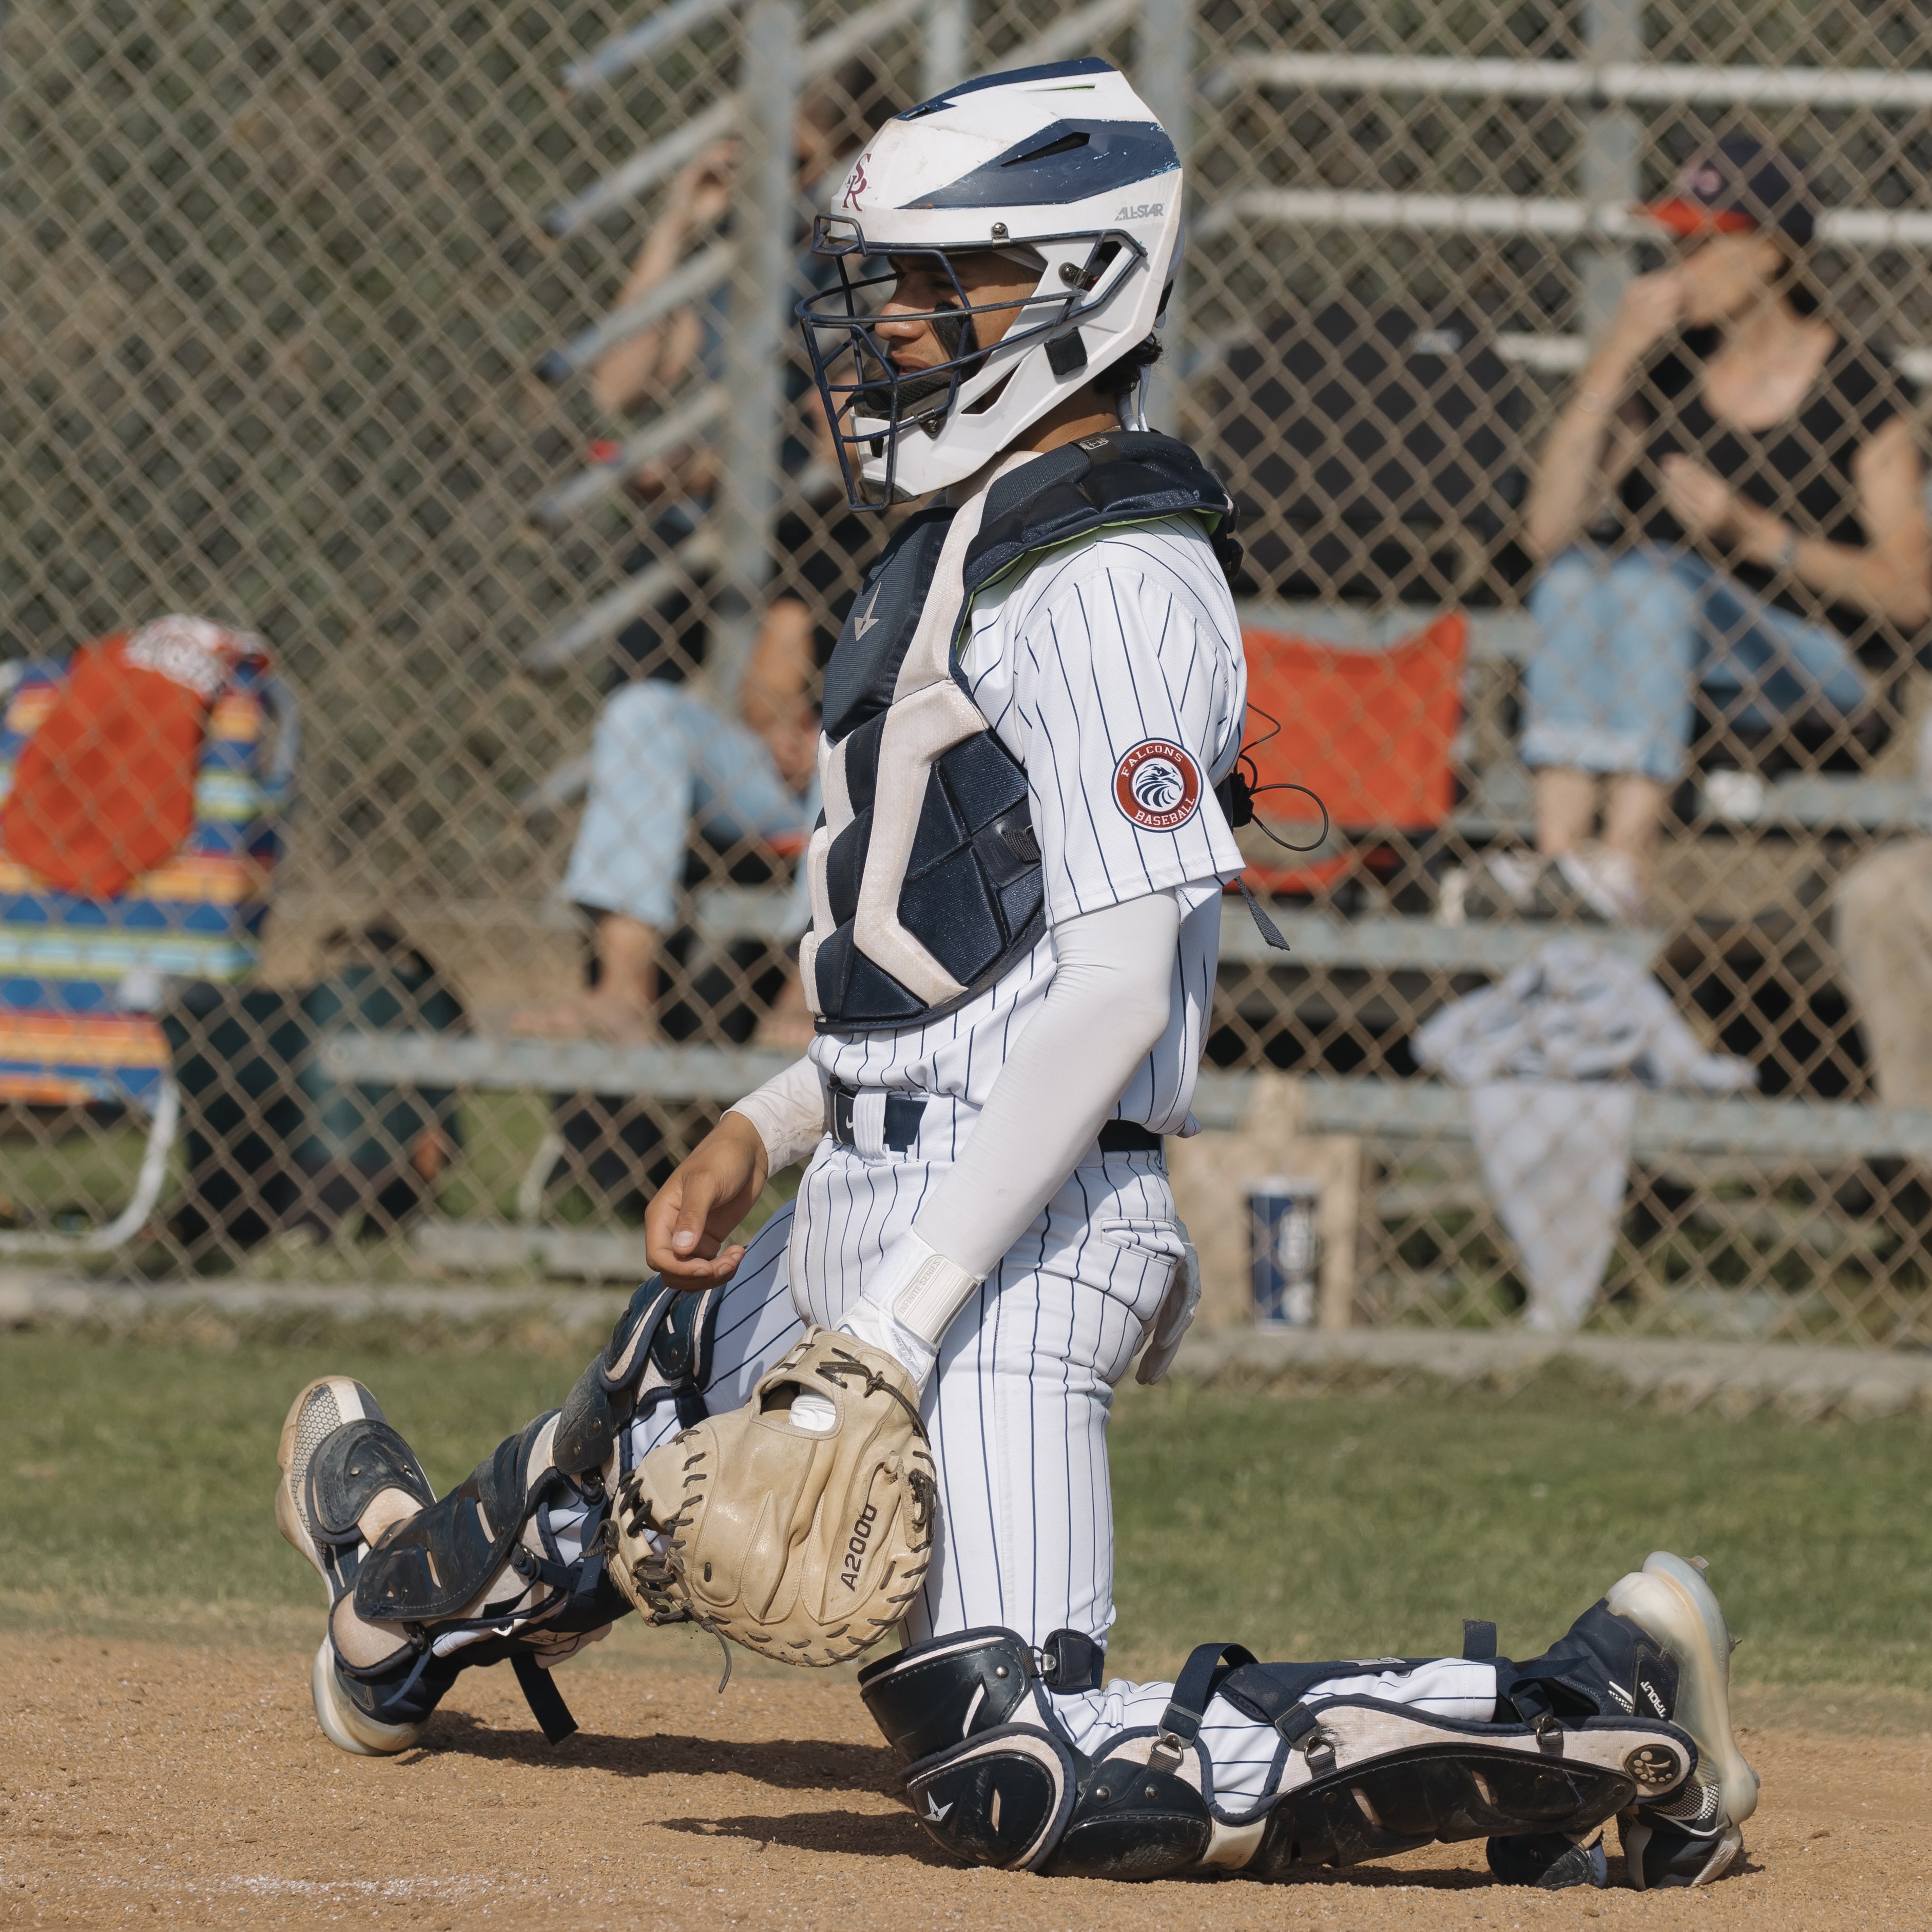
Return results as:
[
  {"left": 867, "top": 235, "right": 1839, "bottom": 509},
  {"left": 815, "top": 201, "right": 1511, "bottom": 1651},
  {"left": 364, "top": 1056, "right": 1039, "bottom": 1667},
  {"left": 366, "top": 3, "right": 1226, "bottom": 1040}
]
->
[{"left": 1249, "top": 1176, "right": 1321, "bottom": 1326}]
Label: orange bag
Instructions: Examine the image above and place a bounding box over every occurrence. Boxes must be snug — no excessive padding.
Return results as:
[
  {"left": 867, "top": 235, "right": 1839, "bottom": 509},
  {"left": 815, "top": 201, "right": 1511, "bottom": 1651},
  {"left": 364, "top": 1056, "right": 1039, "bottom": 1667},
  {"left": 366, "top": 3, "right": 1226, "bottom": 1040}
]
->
[
  {"left": 1239, "top": 611, "right": 1469, "bottom": 893},
  {"left": 1, "top": 617, "right": 250, "bottom": 897}
]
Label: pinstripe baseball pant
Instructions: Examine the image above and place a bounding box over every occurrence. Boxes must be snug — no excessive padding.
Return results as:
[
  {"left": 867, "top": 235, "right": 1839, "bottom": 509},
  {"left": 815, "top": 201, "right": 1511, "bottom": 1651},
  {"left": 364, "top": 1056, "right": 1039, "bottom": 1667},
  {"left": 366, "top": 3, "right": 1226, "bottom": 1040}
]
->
[{"left": 591, "top": 1118, "right": 1497, "bottom": 1809}]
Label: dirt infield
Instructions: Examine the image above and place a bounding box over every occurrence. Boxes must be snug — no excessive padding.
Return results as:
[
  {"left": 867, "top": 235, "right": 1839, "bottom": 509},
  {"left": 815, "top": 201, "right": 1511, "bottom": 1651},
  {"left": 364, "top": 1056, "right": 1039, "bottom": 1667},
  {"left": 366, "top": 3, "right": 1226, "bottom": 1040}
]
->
[{"left": 2, "top": 1631, "right": 1926, "bottom": 1931}]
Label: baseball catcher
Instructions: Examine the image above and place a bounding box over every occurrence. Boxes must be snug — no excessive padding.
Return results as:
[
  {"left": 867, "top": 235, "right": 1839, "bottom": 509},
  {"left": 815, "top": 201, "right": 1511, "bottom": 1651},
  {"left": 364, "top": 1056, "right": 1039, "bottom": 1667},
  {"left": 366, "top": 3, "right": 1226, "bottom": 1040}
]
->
[{"left": 276, "top": 59, "right": 1756, "bottom": 1889}]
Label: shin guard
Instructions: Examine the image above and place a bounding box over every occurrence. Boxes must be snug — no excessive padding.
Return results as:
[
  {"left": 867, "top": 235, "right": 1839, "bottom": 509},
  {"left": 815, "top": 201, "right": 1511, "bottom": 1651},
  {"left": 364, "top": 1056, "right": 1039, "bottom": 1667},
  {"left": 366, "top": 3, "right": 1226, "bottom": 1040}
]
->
[{"left": 862, "top": 1630, "right": 1692, "bottom": 1883}]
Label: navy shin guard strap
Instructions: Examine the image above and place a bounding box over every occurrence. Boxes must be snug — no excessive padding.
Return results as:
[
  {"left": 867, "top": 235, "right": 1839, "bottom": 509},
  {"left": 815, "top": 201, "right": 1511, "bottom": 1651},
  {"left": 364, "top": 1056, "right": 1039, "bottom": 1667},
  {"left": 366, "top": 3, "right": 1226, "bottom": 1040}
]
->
[
  {"left": 511, "top": 1545, "right": 582, "bottom": 1594},
  {"left": 1149, "top": 1641, "right": 1256, "bottom": 1771},
  {"left": 1464, "top": 1619, "right": 1498, "bottom": 1660},
  {"left": 1035, "top": 1629, "right": 1105, "bottom": 1693},
  {"left": 360, "top": 1638, "right": 441, "bottom": 1728},
  {"left": 1273, "top": 1701, "right": 1338, "bottom": 1776},
  {"left": 511, "top": 1650, "right": 578, "bottom": 1746}
]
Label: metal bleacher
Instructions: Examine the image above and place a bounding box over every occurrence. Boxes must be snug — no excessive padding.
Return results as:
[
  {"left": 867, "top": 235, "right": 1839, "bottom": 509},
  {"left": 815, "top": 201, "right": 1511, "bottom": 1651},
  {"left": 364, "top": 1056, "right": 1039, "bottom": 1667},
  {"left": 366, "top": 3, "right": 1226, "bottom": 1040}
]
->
[
  {"left": 325, "top": 1021, "right": 1932, "bottom": 1284},
  {"left": 329, "top": 7, "right": 1932, "bottom": 1303}
]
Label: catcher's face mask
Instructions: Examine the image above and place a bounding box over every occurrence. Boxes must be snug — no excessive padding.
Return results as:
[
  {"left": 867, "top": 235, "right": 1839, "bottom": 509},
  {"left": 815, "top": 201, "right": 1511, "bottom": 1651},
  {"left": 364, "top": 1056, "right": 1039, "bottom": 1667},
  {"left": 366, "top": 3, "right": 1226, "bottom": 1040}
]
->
[{"left": 800, "top": 224, "right": 1141, "bottom": 508}]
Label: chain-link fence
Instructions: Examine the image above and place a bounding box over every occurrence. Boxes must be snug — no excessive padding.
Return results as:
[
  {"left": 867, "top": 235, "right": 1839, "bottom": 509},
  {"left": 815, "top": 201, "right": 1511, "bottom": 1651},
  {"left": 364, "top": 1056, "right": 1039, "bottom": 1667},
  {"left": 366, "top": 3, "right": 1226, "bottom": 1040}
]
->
[{"left": 5, "top": 0, "right": 1932, "bottom": 1346}]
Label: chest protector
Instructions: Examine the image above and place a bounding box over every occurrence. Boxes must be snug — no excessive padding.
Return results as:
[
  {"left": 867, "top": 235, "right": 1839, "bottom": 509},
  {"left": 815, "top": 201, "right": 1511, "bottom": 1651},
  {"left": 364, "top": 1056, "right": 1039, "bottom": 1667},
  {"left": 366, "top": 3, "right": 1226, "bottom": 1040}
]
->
[{"left": 800, "top": 431, "right": 1238, "bottom": 1032}]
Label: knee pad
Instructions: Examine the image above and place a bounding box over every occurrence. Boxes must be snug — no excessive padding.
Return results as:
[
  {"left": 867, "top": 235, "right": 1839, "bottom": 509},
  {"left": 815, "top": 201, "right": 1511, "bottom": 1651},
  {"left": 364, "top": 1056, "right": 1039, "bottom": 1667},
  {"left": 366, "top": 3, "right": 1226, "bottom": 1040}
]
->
[
  {"left": 860, "top": 1627, "right": 1214, "bottom": 1879},
  {"left": 552, "top": 1276, "right": 723, "bottom": 1477},
  {"left": 859, "top": 1625, "right": 1107, "bottom": 1763}
]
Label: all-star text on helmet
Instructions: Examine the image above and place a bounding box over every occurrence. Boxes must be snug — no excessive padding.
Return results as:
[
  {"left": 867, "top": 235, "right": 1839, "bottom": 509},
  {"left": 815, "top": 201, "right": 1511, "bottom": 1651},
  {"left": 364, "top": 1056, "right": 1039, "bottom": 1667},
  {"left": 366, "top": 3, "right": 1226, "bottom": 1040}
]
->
[{"left": 797, "top": 58, "right": 1183, "bottom": 508}]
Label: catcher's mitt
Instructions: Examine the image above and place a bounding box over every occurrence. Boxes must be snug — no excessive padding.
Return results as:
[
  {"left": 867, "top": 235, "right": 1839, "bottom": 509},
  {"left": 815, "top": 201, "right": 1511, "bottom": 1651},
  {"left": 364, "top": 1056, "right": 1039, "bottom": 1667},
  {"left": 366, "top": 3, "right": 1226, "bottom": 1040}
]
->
[{"left": 606, "top": 1326, "right": 937, "bottom": 1669}]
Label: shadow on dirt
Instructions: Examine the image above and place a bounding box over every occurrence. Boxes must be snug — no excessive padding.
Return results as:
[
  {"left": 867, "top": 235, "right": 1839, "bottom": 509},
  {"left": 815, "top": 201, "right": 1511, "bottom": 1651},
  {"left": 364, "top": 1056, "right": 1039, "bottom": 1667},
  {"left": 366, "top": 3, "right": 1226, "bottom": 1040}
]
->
[
  {"left": 659, "top": 1809, "right": 953, "bottom": 1865},
  {"left": 425, "top": 1712, "right": 899, "bottom": 1795},
  {"left": 661, "top": 1813, "right": 1528, "bottom": 1890},
  {"left": 664, "top": 1816, "right": 1538, "bottom": 1893}
]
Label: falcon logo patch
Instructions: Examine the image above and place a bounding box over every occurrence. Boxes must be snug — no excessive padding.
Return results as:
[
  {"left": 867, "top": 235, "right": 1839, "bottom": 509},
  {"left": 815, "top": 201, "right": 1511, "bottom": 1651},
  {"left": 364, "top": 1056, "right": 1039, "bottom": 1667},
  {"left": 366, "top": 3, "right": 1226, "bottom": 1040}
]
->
[{"left": 1113, "top": 740, "right": 1201, "bottom": 831}]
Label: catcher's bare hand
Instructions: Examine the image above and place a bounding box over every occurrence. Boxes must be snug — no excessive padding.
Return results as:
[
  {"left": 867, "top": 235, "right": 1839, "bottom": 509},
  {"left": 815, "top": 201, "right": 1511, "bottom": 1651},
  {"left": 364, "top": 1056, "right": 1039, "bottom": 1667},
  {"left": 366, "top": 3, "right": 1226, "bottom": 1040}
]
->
[{"left": 645, "top": 1112, "right": 769, "bottom": 1288}]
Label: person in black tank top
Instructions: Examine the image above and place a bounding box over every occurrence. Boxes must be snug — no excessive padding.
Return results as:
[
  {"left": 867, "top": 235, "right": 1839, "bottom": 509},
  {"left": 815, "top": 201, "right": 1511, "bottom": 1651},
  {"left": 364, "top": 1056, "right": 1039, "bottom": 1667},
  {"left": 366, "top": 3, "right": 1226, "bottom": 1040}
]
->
[{"left": 1466, "top": 138, "right": 1930, "bottom": 926}]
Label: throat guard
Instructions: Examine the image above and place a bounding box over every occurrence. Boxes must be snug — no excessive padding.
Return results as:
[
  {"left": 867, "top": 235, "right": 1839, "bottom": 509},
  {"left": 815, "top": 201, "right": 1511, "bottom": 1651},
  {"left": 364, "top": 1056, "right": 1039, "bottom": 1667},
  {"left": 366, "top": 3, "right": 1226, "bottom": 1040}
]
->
[{"left": 801, "top": 432, "right": 1236, "bottom": 1031}]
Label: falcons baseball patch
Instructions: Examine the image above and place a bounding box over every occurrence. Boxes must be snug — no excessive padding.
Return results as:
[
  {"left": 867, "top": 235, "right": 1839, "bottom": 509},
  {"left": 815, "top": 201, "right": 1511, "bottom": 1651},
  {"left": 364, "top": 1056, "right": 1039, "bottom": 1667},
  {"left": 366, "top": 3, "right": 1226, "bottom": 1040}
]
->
[{"left": 1113, "top": 739, "right": 1202, "bottom": 830}]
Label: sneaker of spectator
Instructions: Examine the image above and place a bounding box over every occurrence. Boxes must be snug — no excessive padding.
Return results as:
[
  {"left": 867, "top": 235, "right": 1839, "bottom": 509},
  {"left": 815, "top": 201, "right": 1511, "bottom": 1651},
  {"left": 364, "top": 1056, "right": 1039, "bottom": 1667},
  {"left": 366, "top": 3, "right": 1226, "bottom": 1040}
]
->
[{"left": 1451, "top": 846, "right": 1643, "bottom": 926}]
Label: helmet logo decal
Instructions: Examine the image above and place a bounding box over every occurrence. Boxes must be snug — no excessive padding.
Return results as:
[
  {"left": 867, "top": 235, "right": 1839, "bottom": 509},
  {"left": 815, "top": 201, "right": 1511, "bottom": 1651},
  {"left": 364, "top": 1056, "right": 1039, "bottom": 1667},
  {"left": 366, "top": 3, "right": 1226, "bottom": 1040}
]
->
[
  {"left": 842, "top": 156, "right": 870, "bottom": 210},
  {"left": 1114, "top": 740, "right": 1201, "bottom": 830},
  {"left": 1115, "top": 201, "right": 1165, "bottom": 220}
]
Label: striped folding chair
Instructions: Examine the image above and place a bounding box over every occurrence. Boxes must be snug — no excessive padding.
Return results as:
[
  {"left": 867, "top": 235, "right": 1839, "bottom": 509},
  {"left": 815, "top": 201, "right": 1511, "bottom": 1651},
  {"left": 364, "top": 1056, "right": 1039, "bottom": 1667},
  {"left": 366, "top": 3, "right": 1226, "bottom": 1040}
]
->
[{"left": 0, "top": 651, "right": 298, "bottom": 1249}]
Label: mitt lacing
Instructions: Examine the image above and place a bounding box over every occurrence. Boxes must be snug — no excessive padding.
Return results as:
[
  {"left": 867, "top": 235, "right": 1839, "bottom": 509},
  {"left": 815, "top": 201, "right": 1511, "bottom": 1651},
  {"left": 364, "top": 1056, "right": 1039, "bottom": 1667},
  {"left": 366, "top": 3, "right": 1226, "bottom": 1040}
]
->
[{"left": 811, "top": 1344, "right": 931, "bottom": 1439}]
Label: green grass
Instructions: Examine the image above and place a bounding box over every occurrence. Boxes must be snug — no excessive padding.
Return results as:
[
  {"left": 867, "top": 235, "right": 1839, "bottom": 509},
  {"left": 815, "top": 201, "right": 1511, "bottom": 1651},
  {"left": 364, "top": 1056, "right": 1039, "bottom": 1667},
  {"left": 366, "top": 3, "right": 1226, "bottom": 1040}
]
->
[
  {"left": 2, "top": 1334, "right": 1927, "bottom": 1690},
  {"left": 1108, "top": 1377, "right": 1932, "bottom": 1687}
]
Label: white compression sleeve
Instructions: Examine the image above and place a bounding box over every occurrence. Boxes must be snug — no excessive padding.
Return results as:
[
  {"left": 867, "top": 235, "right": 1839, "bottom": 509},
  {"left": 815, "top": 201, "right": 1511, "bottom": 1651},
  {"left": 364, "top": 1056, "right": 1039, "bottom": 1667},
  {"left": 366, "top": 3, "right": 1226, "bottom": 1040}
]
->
[
  {"left": 724, "top": 1056, "right": 824, "bottom": 1172},
  {"left": 916, "top": 890, "right": 1180, "bottom": 1278},
  {"left": 840, "top": 893, "right": 1181, "bottom": 1384}
]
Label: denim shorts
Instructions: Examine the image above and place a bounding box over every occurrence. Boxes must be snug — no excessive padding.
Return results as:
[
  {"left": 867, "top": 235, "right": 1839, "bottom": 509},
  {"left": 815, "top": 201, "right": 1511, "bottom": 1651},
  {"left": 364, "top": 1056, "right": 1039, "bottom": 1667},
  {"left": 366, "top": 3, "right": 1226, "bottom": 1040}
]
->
[{"left": 1520, "top": 546, "right": 1870, "bottom": 782}]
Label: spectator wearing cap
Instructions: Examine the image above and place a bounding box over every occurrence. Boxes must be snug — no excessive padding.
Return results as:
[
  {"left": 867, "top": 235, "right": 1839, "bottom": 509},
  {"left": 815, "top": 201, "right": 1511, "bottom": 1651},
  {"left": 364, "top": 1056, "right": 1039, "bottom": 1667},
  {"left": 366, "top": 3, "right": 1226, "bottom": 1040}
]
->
[{"left": 1469, "top": 137, "right": 1931, "bottom": 924}]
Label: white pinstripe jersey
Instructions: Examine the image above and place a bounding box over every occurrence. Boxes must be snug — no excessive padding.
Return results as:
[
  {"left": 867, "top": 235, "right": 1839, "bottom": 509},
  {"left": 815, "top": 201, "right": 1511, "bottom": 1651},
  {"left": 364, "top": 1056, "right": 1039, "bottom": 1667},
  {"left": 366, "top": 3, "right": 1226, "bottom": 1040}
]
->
[{"left": 807, "top": 514, "right": 1247, "bottom": 1135}]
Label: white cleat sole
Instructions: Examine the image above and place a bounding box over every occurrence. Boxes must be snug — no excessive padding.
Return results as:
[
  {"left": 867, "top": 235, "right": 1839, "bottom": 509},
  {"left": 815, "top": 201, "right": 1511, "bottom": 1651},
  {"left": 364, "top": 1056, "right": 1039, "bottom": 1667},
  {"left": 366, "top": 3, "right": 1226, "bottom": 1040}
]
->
[
  {"left": 275, "top": 1376, "right": 385, "bottom": 1591},
  {"left": 1607, "top": 1552, "right": 1760, "bottom": 1847},
  {"left": 308, "top": 1639, "right": 427, "bottom": 1757},
  {"left": 279, "top": 1379, "right": 430, "bottom": 1757}
]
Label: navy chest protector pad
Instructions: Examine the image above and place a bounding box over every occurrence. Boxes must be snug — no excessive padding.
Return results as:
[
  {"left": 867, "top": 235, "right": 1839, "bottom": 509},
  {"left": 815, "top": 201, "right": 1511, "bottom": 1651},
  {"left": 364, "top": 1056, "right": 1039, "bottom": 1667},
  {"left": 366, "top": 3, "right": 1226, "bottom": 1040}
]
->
[{"left": 804, "top": 431, "right": 1240, "bottom": 1032}]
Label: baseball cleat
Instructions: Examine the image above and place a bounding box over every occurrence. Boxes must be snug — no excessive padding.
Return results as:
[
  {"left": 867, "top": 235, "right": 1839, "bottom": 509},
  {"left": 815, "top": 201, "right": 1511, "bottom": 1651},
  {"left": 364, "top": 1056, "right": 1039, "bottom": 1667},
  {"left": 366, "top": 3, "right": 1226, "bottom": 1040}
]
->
[
  {"left": 276, "top": 1376, "right": 437, "bottom": 1755},
  {"left": 1485, "top": 1831, "right": 1609, "bottom": 1889},
  {"left": 1608, "top": 1552, "right": 1759, "bottom": 1888},
  {"left": 306, "top": 1636, "right": 434, "bottom": 1757}
]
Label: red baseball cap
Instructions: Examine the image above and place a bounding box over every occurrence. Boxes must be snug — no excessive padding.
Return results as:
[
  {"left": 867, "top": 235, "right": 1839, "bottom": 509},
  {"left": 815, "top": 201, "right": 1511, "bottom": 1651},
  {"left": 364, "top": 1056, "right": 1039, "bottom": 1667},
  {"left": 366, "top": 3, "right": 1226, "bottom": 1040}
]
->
[{"left": 1639, "top": 137, "right": 1815, "bottom": 248}]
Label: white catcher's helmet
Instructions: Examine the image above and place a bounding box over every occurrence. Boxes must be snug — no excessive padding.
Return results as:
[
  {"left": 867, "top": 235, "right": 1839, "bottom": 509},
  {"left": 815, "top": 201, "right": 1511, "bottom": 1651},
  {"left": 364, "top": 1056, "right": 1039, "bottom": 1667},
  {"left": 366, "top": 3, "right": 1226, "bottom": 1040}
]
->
[{"left": 798, "top": 58, "right": 1183, "bottom": 507}]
